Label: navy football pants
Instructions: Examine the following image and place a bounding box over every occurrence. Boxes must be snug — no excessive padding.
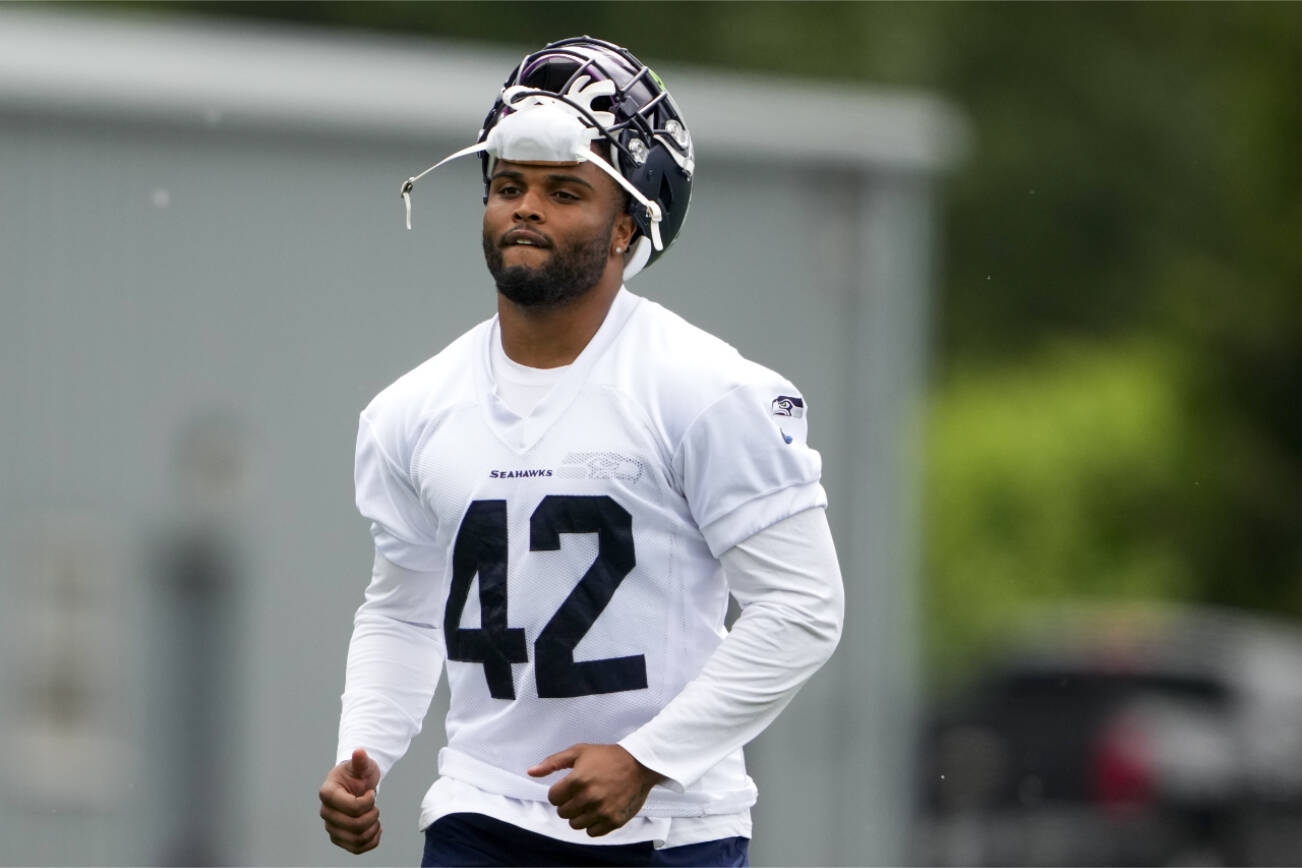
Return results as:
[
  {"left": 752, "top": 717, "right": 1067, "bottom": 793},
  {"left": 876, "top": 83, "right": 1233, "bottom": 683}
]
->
[{"left": 421, "top": 812, "right": 749, "bottom": 867}]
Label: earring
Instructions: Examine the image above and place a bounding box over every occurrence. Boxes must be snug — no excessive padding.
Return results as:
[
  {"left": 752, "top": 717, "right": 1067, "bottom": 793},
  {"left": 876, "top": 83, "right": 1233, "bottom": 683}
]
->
[{"left": 615, "top": 246, "right": 623, "bottom": 253}]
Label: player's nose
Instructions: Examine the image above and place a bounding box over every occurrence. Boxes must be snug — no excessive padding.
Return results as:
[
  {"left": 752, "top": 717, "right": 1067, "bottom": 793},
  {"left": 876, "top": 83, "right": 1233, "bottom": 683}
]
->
[{"left": 512, "top": 189, "right": 545, "bottom": 223}]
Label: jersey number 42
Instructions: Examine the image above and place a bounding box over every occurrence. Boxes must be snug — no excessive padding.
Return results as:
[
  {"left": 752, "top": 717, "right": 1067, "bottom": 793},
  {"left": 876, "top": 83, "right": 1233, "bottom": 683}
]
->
[{"left": 444, "top": 495, "right": 649, "bottom": 700}]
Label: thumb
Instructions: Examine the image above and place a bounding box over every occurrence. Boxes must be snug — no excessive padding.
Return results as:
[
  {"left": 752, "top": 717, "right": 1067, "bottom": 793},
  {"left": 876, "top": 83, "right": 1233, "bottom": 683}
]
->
[
  {"left": 527, "top": 744, "right": 583, "bottom": 778},
  {"left": 345, "top": 748, "right": 376, "bottom": 792}
]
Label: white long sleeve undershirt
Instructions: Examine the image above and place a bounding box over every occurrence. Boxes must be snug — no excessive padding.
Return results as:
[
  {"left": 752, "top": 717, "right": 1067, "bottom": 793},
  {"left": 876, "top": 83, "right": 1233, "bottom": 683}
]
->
[
  {"left": 336, "top": 506, "right": 844, "bottom": 843},
  {"left": 336, "top": 556, "right": 444, "bottom": 783},
  {"left": 618, "top": 506, "right": 844, "bottom": 789}
]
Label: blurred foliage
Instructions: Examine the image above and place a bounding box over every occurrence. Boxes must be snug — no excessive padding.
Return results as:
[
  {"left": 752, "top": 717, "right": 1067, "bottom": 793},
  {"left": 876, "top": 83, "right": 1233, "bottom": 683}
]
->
[
  {"left": 103, "top": 2, "right": 1300, "bottom": 674},
  {"left": 925, "top": 339, "right": 1197, "bottom": 677}
]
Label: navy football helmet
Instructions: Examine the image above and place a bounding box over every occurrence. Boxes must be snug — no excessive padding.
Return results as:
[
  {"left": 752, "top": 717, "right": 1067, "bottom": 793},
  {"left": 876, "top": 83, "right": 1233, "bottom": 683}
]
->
[{"left": 402, "top": 37, "right": 694, "bottom": 279}]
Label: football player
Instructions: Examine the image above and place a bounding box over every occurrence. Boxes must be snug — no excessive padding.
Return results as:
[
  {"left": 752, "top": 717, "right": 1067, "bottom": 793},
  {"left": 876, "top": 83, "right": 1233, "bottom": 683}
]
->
[{"left": 318, "top": 37, "right": 844, "bottom": 867}]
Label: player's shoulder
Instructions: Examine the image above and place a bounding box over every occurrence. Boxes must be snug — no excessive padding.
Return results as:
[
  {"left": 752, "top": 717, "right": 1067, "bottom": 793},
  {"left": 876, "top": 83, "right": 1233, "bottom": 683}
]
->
[
  {"left": 360, "top": 318, "right": 487, "bottom": 434},
  {"left": 613, "top": 294, "right": 802, "bottom": 436},
  {"left": 622, "top": 294, "right": 796, "bottom": 399}
]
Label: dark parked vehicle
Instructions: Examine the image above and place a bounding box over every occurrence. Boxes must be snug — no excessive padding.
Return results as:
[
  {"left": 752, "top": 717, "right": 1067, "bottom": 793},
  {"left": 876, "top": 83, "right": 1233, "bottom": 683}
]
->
[{"left": 914, "top": 605, "right": 1302, "bottom": 866}]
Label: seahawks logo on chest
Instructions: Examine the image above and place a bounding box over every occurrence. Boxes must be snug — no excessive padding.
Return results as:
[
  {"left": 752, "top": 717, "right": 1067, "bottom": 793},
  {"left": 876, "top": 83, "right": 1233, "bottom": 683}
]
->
[{"left": 557, "top": 452, "right": 645, "bottom": 482}]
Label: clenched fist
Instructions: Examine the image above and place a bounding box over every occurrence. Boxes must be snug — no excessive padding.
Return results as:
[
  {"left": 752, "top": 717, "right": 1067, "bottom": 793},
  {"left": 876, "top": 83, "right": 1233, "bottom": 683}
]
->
[{"left": 319, "top": 748, "right": 382, "bottom": 854}]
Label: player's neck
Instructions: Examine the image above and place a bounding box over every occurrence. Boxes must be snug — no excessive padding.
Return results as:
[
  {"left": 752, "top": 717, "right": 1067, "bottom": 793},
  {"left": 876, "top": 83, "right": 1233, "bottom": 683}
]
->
[{"left": 497, "top": 277, "right": 621, "bottom": 369}]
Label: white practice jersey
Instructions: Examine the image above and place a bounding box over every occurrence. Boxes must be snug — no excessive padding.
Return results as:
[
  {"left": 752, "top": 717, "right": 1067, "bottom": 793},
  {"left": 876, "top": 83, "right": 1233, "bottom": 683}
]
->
[{"left": 353, "top": 287, "right": 826, "bottom": 818}]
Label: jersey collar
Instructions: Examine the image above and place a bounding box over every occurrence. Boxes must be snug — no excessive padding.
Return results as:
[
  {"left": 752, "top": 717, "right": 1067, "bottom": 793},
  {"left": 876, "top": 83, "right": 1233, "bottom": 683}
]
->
[{"left": 474, "top": 287, "right": 642, "bottom": 454}]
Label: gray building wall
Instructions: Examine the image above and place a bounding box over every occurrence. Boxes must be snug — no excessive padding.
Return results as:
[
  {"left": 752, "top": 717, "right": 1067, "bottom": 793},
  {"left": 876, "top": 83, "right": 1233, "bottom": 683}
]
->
[{"left": 0, "top": 10, "right": 963, "bottom": 865}]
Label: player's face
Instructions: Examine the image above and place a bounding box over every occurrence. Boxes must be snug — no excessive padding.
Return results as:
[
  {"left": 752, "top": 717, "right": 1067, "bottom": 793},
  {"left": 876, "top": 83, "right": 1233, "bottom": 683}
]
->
[{"left": 482, "top": 157, "right": 631, "bottom": 309}]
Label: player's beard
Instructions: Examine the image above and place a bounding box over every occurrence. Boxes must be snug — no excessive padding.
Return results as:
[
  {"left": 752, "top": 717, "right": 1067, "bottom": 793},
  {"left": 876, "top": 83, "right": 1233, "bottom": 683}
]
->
[{"left": 483, "top": 222, "right": 613, "bottom": 310}]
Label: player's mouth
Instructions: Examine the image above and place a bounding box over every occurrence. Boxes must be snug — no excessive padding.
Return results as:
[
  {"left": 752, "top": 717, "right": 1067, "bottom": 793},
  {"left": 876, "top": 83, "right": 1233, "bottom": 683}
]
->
[{"left": 501, "top": 228, "right": 552, "bottom": 249}]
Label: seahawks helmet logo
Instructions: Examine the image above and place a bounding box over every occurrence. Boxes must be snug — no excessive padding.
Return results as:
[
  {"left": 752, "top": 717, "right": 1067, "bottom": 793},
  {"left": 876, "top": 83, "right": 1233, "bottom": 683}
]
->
[{"left": 771, "top": 396, "right": 805, "bottom": 418}]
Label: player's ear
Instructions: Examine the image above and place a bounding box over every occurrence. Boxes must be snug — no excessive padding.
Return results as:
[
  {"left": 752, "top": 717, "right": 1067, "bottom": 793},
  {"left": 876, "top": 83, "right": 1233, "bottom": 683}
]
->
[{"left": 612, "top": 211, "right": 635, "bottom": 257}]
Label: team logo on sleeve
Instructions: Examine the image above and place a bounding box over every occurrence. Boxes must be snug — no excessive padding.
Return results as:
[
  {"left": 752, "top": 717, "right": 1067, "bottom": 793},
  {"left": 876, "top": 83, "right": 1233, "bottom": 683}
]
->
[{"left": 771, "top": 395, "right": 805, "bottom": 418}]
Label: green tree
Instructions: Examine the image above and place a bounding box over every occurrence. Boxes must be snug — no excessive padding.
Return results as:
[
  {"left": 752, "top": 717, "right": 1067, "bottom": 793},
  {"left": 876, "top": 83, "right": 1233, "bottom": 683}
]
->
[{"left": 924, "top": 340, "right": 1197, "bottom": 677}]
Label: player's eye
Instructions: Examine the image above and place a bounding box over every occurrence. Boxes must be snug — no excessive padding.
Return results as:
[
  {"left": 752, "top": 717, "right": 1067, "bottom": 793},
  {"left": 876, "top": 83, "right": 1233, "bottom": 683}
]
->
[{"left": 553, "top": 189, "right": 580, "bottom": 202}]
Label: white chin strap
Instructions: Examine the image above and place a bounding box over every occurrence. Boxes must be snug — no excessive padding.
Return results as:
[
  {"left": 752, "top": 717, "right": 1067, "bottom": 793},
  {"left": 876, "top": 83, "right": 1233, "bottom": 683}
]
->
[{"left": 400, "top": 86, "right": 664, "bottom": 277}]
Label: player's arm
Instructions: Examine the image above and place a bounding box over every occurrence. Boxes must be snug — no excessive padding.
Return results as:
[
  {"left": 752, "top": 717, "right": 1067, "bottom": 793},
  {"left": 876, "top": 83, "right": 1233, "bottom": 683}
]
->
[
  {"left": 321, "top": 550, "right": 446, "bottom": 853},
  {"left": 323, "top": 408, "right": 447, "bottom": 850},
  {"left": 616, "top": 506, "right": 844, "bottom": 788},
  {"left": 335, "top": 551, "right": 446, "bottom": 775},
  {"left": 532, "top": 507, "right": 843, "bottom": 835}
]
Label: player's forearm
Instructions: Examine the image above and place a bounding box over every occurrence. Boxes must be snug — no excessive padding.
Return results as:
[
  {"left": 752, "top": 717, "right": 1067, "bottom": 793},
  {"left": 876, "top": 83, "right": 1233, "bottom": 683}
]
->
[
  {"left": 620, "top": 605, "right": 839, "bottom": 788},
  {"left": 619, "top": 508, "right": 844, "bottom": 789},
  {"left": 337, "top": 610, "right": 445, "bottom": 781}
]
